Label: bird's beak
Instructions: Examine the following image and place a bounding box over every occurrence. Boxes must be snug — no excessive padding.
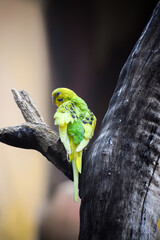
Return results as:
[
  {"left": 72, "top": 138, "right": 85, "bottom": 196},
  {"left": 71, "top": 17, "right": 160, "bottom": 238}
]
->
[{"left": 52, "top": 95, "right": 56, "bottom": 104}]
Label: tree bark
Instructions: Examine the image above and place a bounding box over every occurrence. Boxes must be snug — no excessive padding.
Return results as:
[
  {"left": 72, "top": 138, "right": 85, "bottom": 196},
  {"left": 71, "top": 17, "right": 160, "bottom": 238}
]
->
[
  {"left": 79, "top": 1, "right": 160, "bottom": 240},
  {"left": 0, "top": 89, "right": 73, "bottom": 181},
  {"left": 0, "top": 1, "right": 160, "bottom": 240}
]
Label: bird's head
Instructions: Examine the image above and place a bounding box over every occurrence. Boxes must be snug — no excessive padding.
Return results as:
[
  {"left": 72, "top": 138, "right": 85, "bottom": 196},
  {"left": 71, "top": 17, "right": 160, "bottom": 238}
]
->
[{"left": 52, "top": 88, "right": 76, "bottom": 107}]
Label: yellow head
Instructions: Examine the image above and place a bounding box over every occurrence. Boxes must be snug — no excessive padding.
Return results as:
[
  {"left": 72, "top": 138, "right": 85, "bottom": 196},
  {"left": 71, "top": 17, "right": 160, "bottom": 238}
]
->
[{"left": 52, "top": 88, "right": 76, "bottom": 107}]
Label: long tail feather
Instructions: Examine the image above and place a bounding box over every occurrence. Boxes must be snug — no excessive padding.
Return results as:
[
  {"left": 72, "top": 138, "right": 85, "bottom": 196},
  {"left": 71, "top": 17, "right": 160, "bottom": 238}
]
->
[
  {"left": 72, "top": 159, "right": 78, "bottom": 202},
  {"left": 76, "top": 151, "right": 82, "bottom": 174}
]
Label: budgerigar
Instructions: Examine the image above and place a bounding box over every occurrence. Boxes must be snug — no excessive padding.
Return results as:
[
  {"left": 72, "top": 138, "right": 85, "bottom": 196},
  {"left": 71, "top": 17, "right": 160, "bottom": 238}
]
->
[{"left": 52, "top": 88, "right": 96, "bottom": 202}]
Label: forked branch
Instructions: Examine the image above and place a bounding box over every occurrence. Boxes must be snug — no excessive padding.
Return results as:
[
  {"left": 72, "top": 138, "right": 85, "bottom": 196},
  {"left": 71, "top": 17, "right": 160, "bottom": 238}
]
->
[{"left": 0, "top": 89, "right": 73, "bottom": 180}]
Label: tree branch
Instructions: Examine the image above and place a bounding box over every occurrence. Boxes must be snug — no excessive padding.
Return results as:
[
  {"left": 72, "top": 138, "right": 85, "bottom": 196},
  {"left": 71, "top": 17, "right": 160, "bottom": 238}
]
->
[
  {"left": 11, "top": 89, "right": 46, "bottom": 124},
  {"left": 0, "top": 89, "right": 73, "bottom": 181}
]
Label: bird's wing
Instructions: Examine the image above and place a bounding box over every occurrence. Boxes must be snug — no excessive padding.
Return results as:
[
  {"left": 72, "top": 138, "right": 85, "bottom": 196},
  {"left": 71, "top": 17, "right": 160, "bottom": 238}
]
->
[
  {"left": 76, "top": 111, "right": 96, "bottom": 152},
  {"left": 54, "top": 101, "right": 80, "bottom": 154}
]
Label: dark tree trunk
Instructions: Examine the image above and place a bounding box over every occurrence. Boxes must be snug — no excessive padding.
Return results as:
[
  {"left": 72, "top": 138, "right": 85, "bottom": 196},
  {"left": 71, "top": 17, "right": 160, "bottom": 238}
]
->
[{"left": 79, "top": 2, "right": 160, "bottom": 239}]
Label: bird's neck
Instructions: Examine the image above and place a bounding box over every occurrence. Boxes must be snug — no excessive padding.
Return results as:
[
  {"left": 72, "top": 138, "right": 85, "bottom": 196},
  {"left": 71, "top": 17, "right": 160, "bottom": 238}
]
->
[{"left": 73, "top": 96, "right": 88, "bottom": 113}]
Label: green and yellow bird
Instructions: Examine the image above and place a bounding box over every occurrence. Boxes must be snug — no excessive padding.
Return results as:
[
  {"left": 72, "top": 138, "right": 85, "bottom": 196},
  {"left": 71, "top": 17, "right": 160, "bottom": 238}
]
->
[{"left": 52, "top": 88, "right": 96, "bottom": 202}]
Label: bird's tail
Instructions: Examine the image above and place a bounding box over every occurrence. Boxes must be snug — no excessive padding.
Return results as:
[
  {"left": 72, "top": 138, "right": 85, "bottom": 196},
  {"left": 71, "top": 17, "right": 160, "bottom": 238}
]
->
[
  {"left": 68, "top": 138, "right": 82, "bottom": 202},
  {"left": 72, "top": 159, "right": 78, "bottom": 202}
]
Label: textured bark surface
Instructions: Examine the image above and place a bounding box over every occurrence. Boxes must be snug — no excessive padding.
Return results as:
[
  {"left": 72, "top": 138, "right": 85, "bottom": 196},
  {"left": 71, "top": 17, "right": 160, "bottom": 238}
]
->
[
  {"left": 79, "top": 2, "right": 160, "bottom": 240},
  {"left": 0, "top": 89, "right": 73, "bottom": 181}
]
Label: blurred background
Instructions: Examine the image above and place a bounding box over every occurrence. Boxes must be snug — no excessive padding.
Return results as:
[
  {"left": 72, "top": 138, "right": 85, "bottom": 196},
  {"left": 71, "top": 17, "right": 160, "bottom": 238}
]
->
[{"left": 0, "top": 0, "right": 159, "bottom": 239}]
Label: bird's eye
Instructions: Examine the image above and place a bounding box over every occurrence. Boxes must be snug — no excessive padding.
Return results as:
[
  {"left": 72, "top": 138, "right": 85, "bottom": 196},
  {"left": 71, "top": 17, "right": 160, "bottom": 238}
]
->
[{"left": 56, "top": 92, "right": 61, "bottom": 96}]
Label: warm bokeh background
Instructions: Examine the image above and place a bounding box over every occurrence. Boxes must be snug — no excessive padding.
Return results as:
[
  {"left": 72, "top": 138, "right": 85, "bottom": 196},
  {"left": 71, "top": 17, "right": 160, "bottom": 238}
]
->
[{"left": 0, "top": 0, "right": 159, "bottom": 239}]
